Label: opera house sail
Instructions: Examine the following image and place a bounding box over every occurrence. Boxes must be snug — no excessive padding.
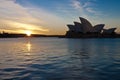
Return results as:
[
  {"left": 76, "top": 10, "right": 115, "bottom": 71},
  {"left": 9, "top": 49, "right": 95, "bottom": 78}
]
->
[
  {"left": 93, "top": 24, "right": 104, "bottom": 33},
  {"left": 67, "top": 25, "right": 76, "bottom": 32},
  {"left": 103, "top": 28, "right": 116, "bottom": 34},
  {"left": 66, "top": 17, "right": 117, "bottom": 38},
  {"left": 79, "top": 17, "right": 93, "bottom": 33},
  {"left": 74, "top": 22, "right": 83, "bottom": 32}
]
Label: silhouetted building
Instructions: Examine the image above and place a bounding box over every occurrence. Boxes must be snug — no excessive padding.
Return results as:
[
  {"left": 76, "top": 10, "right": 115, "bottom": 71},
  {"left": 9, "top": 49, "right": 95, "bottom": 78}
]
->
[
  {"left": 93, "top": 24, "right": 105, "bottom": 33},
  {"left": 103, "top": 28, "right": 116, "bottom": 34},
  {"left": 67, "top": 25, "right": 76, "bottom": 32},
  {"left": 80, "top": 17, "right": 93, "bottom": 33},
  {"left": 66, "top": 17, "right": 117, "bottom": 38},
  {"left": 74, "top": 22, "right": 83, "bottom": 32}
]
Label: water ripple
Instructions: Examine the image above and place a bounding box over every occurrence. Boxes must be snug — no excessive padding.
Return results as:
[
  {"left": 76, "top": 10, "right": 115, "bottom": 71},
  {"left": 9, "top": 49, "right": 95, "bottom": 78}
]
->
[{"left": 0, "top": 38, "right": 120, "bottom": 80}]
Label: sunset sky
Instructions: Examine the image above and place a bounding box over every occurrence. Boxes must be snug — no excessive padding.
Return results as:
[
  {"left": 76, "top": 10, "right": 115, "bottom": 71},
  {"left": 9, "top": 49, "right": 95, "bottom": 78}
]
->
[{"left": 0, "top": 0, "right": 120, "bottom": 35}]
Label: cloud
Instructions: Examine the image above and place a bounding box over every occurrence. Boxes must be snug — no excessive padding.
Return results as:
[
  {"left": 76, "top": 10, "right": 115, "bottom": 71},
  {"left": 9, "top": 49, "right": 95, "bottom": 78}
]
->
[
  {"left": 72, "top": 0, "right": 83, "bottom": 10},
  {"left": 83, "top": 1, "right": 93, "bottom": 8},
  {"left": 0, "top": 0, "right": 67, "bottom": 34},
  {"left": 71, "top": 0, "right": 101, "bottom": 16},
  {"left": 85, "top": 7, "right": 97, "bottom": 14},
  {"left": 71, "top": 0, "right": 84, "bottom": 13},
  {"left": 0, "top": 0, "right": 47, "bottom": 33}
]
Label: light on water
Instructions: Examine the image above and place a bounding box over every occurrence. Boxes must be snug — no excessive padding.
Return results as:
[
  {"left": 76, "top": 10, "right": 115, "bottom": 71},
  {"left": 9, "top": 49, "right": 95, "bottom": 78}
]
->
[
  {"left": 0, "top": 38, "right": 120, "bottom": 80},
  {"left": 26, "top": 42, "right": 31, "bottom": 52}
]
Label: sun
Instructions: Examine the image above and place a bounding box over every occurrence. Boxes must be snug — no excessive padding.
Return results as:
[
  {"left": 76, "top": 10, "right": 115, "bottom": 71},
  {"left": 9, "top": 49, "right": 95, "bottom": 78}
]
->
[{"left": 25, "top": 30, "right": 32, "bottom": 36}]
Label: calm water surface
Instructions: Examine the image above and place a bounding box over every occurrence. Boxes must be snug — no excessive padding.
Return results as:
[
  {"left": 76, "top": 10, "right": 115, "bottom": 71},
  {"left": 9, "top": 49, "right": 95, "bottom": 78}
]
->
[{"left": 0, "top": 38, "right": 120, "bottom": 80}]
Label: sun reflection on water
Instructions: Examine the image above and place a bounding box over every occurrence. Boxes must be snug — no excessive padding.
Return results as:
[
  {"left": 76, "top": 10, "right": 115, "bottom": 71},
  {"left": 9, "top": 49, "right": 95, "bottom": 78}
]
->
[
  {"left": 26, "top": 41, "right": 32, "bottom": 55},
  {"left": 27, "top": 42, "right": 31, "bottom": 51}
]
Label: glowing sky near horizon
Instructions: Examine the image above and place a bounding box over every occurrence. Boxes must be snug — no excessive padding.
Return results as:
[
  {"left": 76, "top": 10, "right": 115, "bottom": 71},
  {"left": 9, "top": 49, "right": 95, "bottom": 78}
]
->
[{"left": 0, "top": 0, "right": 120, "bottom": 35}]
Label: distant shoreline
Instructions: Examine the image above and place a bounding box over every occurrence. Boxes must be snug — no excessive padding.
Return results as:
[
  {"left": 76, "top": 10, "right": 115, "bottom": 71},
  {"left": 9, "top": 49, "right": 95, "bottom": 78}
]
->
[
  {"left": 0, "top": 33, "right": 65, "bottom": 38},
  {"left": 1, "top": 33, "right": 120, "bottom": 38}
]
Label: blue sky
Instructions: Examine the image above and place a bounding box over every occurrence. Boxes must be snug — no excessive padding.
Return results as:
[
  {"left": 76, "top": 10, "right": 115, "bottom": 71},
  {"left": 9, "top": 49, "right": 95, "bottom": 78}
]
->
[
  {"left": 17, "top": 0, "right": 120, "bottom": 17},
  {"left": 0, "top": 0, "right": 120, "bottom": 35}
]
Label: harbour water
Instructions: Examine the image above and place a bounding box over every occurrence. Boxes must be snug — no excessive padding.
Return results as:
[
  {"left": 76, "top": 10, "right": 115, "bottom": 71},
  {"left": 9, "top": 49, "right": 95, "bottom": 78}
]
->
[{"left": 0, "top": 38, "right": 120, "bottom": 80}]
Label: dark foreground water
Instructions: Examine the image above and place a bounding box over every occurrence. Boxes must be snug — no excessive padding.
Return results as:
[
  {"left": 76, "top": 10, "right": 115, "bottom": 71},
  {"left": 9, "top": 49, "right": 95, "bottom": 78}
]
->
[{"left": 0, "top": 38, "right": 120, "bottom": 80}]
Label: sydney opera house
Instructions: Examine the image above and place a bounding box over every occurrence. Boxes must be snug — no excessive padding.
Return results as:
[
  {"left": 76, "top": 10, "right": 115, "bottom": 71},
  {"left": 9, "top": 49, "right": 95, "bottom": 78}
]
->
[{"left": 66, "top": 17, "right": 117, "bottom": 38}]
